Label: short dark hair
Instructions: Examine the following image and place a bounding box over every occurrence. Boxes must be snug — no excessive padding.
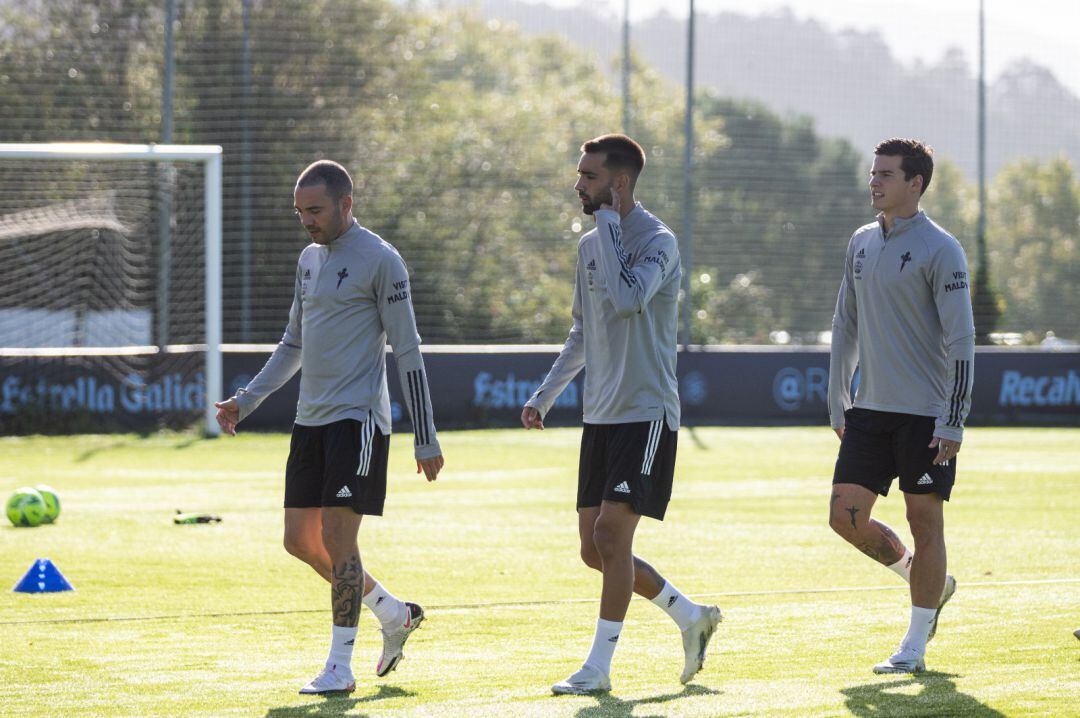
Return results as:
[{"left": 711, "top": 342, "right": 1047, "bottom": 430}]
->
[
  {"left": 581, "top": 134, "right": 646, "bottom": 185},
  {"left": 296, "top": 160, "right": 353, "bottom": 201},
  {"left": 874, "top": 138, "right": 934, "bottom": 195}
]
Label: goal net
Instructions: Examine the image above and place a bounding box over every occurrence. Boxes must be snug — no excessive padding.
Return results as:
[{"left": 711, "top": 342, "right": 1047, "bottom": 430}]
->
[{"left": 0, "top": 143, "right": 222, "bottom": 435}]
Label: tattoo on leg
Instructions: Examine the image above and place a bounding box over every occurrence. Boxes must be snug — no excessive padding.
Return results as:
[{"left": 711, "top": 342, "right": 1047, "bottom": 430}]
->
[
  {"left": 634, "top": 558, "right": 665, "bottom": 588},
  {"left": 331, "top": 554, "right": 364, "bottom": 626},
  {"left": 855, "top": 541, "right": 880, "bottom": 562},
  {"left": 874, "top": 521, "right": 906, "bottom": 565},
  {"left": 845, "top": 506, "right": 860, "bottom": 529}
]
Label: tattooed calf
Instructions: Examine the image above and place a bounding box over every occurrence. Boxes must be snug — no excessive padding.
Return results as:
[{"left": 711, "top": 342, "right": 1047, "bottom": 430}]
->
[{"left": 331, "top": 554, "right": 364, "bottom": 626}]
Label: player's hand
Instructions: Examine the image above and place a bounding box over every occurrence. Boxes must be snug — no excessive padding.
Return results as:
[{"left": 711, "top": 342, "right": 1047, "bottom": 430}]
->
[
  {"left": 417, "top": 454, "right": 443, "bottom": 482},
  {"left": 834, "top": 427, "right": 844, "bottom": 441},
  {"left": 214, "top": 398, "right": 239, "bottom": 436},
  {"left": 929, "top": 436, "right": 960, "bottom": 465},
  {"left": 599, "top": 186, "right": 621, "bottom": 215},
  {"left": 521, "top": 406, "right": 544, "bottom": 430}
]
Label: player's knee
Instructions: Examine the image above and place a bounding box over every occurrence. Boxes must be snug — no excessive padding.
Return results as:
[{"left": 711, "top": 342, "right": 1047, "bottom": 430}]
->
[
  {"left": 828, "top": 506, "right": 855, "bottom": 539},
  {"left": 579, "top": 541, "right": 602, "bottom": 570},
  {"left": 283, "top": 532, "right": 314, "bottom": 561},
  {"left": 591, "top": 520, "right": 627, "bottom": 560},
  {"left": 906, "top": 510, "right": 943, "bottom": 545}
]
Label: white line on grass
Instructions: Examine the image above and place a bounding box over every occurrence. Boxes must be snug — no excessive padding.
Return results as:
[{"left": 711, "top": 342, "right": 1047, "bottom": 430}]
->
[{"left": 4, "top": 577, "right": 1077, "bottom": 626}]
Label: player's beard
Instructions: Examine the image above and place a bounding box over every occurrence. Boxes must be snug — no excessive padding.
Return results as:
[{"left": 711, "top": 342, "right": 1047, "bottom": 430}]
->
[{"left": 579, "top": 186, "right": 614, "bottom": 216}]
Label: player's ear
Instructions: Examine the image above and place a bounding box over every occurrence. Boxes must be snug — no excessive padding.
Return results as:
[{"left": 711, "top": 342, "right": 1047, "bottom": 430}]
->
[{"left": 340, "top": 193, "right": 353, "bottom": 215}]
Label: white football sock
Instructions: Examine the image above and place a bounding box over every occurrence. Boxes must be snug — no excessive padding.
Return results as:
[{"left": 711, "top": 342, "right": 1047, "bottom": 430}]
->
[
  {"left": 362, "top": 579, "right": 407, "bottom": 628},
  {"left": 900, "top": 605, "right": 937, "bottom": 655},
  {"left": 583, "top": 618, "right": 622, "bottom": 676},
  {"left": 887, "top": 549, "right": 914, "bottom": 583},
  {"left": 650, "top": 579, "right": 699, "bottom": 631},
  {"left": 327, "top": 624, "right": 357, "bottom": 673}
]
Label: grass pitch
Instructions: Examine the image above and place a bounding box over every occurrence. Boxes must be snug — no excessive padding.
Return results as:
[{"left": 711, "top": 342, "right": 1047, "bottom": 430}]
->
[{"left": 1, "top": 427, "right": 1077, "bottom": 717}]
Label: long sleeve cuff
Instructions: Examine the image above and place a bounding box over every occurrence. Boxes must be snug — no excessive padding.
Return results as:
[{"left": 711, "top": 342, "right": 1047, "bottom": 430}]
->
[
  {"left": 394, "top": 346, "right": 441, "bottom": 460},
  {"left": 934, "top": 334, "right": 975, "bottom": 442}
]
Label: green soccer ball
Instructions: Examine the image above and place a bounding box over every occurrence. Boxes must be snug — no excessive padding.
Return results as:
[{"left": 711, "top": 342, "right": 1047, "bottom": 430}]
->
[
  {"left": 34, "top": 484, "right": 61, "bottom": 523},
  {"left": 6, "top": 487, "right": 47, "bottom": 527}
]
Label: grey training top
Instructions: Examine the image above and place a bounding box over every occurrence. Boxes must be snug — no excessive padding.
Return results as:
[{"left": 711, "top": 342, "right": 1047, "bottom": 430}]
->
[
  {"left": 527, "top": 203, "right": 682, "bottom": 430},
  {"left": 232, "top": 220, "right": 441, "bottom": 460},
  {"left": 828, "top": 211, "right": 975, "bottom": 443}
]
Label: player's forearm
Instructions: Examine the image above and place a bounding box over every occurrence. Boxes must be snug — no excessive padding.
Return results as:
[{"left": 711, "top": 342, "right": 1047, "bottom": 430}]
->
[
  {"left": 827, "top": 326, "right": 858, "bottom": 428},
  {"left": 935, "top": 333, "right": 975, "bottom": 442},
  {"left": 526, "top": 330, "right": 585, "bottom": 418},
  {"left": 393, "top": 346, "right": 441, "bottom": 460},
  {"left": 233, "top": 341, "right": 302, "bottom": 422}
]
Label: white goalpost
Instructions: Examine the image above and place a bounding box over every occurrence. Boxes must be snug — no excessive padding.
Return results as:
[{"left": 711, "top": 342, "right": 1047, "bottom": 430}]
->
[{"left": 0, "top": 142, "right": 223, "bottom": 435}]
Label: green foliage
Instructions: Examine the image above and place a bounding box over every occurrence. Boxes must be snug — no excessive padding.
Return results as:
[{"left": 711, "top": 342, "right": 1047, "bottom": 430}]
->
[
  {"left": 0, "top": 0, "right": 162, "bottom": 144},
  {"left": 989, "top": 156, "right": 1080, "bottom": 340},
  {"left": 4, "top": 2, "right": 1075, "bottom": 344},
  {"left": 354, "top": 11, "right": 622, "bottom": 342},
  {"left": 689, "top": 267, "right": 775, "bottom": 344},
  {"left": 690, "top": 96, "right": 867, "bottom": 342}
]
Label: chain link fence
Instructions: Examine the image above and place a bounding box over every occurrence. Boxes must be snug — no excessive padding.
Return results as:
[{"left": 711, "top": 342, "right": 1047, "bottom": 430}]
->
[{"left": 1, "top": 0, "right": 1077, "bottom": 347}]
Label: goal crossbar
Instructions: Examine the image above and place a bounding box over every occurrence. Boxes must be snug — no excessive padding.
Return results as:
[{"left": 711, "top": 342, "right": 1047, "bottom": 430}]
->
[{"left": 0, "top": 142, "right": 224, "bottom": 436}]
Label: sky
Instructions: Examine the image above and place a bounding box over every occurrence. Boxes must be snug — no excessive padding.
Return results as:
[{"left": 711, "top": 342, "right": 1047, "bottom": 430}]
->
[{"left": 524, "top": 0, "right": 1080, "bottom": 97}]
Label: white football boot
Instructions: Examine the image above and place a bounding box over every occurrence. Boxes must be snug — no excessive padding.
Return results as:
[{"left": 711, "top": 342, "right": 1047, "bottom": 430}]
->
[
  {"left": 927, "top": 575, "right": 956, "bottom": 642},
  {"left": 375, "top": 602, "right": 425, "bottom": 677},
  {"left": 298, "top": 663, "right": 356, "bottom": 694},
  {"left": 872, "top": 645, "right": 926, "bottom": 675},
  {"left": 680, "top": 605, "right": 723, "bottom": 684},
  {"left": 551, "top": 663, "right": 612, "bottom": 695}
]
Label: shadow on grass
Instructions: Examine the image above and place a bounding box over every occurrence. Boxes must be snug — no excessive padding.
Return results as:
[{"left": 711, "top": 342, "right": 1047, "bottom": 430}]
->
[
  {"left": 574, "top": 683, "right": 720, "bottom": 718},
  {"left": 74, "top": 439, "right": 134, "bottom": 462},
  {"left": 842, "top": 672, "right": 1006, "bottom": 718},
  {"left": 264, "top": 684, "right": 414, "bottom": 718},
  {"left": 686, "top": 425, "right": 708, "bottom": 451}
]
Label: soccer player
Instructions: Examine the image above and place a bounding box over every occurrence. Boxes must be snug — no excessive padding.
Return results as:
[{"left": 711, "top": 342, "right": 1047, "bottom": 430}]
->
[
  {"left": 214, "top": 160, "right": 443, "bottom": 694},
  {"left": 828, "top": 138, "right": 974, "bottom": 674},
  {"left": 522, "top": 134, "right": 722, "bottom": 695}
]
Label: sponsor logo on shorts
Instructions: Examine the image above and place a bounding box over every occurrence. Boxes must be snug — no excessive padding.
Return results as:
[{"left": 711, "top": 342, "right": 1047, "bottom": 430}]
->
[
  {"left": 613, "top": 481, "right": 631, "bottom": 494},
  {"left": 336, "top": 485, "right": 353, "bottom": 498},
  {"left": 916, "top": 474, "right": 933, "bottom": 486}
]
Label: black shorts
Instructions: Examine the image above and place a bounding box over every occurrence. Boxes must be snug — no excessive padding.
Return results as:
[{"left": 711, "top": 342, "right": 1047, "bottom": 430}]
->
[
  {"left": 284, "top": 415, "right": 390, "bottom": 515},
  {"left": 833, "top": 408, "right": 956, "bottom": 500},
  {"left": 578, "top": 418, "right": 677, "bottom": 521}
]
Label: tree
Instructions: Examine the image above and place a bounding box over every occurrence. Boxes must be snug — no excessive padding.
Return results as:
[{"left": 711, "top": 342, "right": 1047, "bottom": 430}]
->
[
  {"left": 989, "top": 156, "right": 1080, "bottom": 340},
  {"left": 689, "top": 95, "right": 867, "bottom": 342}
]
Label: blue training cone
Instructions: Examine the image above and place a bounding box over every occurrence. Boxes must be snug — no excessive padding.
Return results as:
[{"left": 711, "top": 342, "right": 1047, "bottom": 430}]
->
[{"left": 12, "top": 558, "right": 74, "bottom": 593}]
